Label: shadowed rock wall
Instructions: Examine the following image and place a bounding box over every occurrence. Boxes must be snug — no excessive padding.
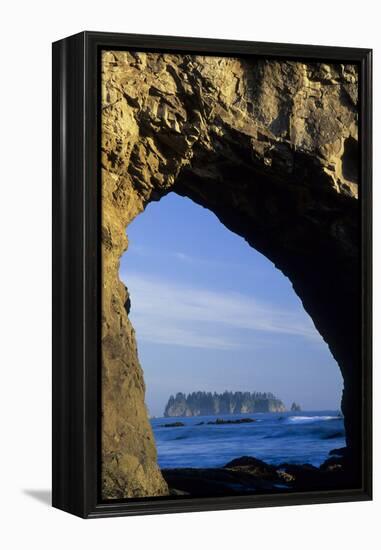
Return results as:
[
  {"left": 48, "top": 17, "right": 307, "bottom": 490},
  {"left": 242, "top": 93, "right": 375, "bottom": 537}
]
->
[{"left": 101, "top": 51, "right": 359, "bottom": 499}]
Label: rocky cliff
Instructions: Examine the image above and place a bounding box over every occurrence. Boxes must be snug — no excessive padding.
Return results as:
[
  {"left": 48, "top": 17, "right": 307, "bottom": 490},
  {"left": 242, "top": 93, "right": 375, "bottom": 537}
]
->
[
  {"left": 164, "top": 391, "right": 286, "bottom": 417},
  {"left": 101, "top": 50, "right": 359, "bottom": 499}
]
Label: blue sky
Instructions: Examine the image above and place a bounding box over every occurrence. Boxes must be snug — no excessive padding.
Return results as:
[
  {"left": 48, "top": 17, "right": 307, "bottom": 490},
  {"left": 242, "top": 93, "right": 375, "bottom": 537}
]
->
[{"left": 120, "top": 193, "right": 343, "bottom": 417}]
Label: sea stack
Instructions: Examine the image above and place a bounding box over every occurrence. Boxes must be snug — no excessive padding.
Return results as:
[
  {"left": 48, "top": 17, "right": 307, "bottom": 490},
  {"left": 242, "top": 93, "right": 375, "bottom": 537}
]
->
[{"left": 164, "top": 391, "right": 286, "bottom": 417}]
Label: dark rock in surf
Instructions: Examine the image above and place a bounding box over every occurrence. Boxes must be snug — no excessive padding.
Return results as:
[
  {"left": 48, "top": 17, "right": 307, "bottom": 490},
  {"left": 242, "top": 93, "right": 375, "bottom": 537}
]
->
[
  {"left": 224, "top": 456, "right": 278, "bottom": 479},
  {"left": 329, "top": 447, "right": 347, "bottom": 457},
  {"left": 162, "top": 454, "right": 355, "bottom": 497},
  {"left": 207, "top": 418, "right": 256, "bottom": 425},
  {"left": 160, "top": 422, "right": 185, "bottom": 428}
]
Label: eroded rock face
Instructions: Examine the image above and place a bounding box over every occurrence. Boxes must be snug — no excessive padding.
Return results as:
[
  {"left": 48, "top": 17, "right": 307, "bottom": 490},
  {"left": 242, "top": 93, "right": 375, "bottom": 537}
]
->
[{"left": 101, "top": 51, "right": 359, "bottom": 499}]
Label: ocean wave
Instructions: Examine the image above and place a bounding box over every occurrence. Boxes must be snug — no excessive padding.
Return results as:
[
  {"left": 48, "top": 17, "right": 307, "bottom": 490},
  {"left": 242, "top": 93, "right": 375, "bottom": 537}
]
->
[
  {"left": 286, "top": 415, "right": 340, "bottom": 424},
  {"left": 320, "top": 430, "right": 345, "bottom": 439}
]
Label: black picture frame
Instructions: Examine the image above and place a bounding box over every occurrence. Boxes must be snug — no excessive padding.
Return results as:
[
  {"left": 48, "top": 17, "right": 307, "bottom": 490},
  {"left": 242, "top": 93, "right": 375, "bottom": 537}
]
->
[{"left": 52, "top": 31, "right": 372, "bottom": 519}]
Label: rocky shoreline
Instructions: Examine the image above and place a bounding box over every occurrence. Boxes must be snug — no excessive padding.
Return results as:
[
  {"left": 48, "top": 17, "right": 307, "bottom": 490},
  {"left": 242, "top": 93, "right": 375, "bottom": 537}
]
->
[{"left": 162, "top": 449, "right": 352, "bottom": 496}]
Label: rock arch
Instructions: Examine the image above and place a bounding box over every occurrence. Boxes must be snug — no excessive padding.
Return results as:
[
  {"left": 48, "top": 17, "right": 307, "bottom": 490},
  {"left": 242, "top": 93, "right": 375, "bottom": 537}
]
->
[{"left": 101, "top": 51, "right": 360, "bottom": 499}]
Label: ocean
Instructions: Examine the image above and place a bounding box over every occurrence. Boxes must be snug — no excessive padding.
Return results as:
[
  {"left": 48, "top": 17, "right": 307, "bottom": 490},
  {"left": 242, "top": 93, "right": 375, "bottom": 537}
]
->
[{"left": 150, "top": 410, "right": 345, "bottom": 469}]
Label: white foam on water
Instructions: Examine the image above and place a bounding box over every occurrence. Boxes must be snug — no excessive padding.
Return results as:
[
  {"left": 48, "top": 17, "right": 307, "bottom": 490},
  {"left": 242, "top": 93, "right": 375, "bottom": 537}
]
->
[{"left": 287, "top": 415, "right": 339, "bottom": 424}]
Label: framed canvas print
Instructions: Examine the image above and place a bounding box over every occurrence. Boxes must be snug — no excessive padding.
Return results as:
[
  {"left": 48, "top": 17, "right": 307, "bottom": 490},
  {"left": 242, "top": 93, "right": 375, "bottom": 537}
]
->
[{"left": 52, "top": 31, "right": 372, "bottom": 518}]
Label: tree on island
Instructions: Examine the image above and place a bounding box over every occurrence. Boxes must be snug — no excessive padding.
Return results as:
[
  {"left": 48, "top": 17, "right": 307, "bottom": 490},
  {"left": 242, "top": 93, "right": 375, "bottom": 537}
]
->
[
  {"left": 291, "top": 402, "right": 302, "bottom": 412},
  {"left": 163, "top": 390, "right": 286, "bottom": 417}
]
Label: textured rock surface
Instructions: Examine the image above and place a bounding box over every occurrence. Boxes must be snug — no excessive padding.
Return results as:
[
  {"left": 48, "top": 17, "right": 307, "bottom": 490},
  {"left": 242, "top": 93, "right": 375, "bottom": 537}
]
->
[
  {"left": 101, "top": 51, "right": 359, "bottom": 499},
  {"left": 162, "top": 455, "right": 353, "bottom": 497}
]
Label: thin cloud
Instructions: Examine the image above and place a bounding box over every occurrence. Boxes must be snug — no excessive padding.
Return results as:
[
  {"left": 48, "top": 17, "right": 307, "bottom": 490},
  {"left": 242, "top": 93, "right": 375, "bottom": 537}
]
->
[
  {"left": 132, "top": 322, "right": 239, "bottom": 350},
  {"left": 120, "top": 271, "right": 320, "bottom": 350},
  {"left": 173, "top": 251, "right": 194, "bottom": 262},
  {"left": 128, "top": 244, "right": 233, "bottom": 269}
]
